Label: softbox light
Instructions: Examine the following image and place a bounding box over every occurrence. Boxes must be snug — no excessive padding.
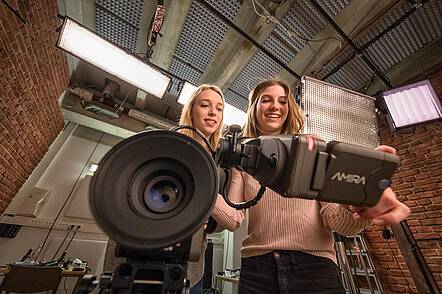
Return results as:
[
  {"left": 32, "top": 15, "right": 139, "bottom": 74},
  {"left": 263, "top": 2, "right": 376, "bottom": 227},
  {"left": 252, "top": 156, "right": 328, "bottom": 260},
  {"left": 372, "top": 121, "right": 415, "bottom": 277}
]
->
[
  {"left": 382, "top": 79, "right": 442, "bottom": 129},
  {"left": 57, "top": 16, "right": 171, "bottom": 99}
]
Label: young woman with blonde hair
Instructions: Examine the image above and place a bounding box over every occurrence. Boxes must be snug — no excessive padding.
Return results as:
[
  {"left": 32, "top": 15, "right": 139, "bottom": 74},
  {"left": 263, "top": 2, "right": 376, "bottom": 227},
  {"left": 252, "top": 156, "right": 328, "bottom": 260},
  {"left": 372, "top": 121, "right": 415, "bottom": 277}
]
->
[
  {"left": 179, "top": 84, "right": 224, "bottom": 151},
  {"left": 178, "top": 83, "right": 225, "bottom": 294},
  {"left": 211, "top": 79, "right": 410, "bottom": 294}
]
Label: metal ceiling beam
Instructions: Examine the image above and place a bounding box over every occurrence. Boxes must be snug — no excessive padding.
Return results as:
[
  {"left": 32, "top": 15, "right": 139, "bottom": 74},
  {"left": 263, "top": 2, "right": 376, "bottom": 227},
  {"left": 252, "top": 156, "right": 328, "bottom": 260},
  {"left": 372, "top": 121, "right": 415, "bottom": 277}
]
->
[
  {"left": 309, "top": 0, "right": 392, "bottom": 88},
  {"left": 278, "top": 0, "right": 398, "bottom": 86},
  {"left": 366, "top": 36, "right": 442, "bottom": 95},
  {"left": 322, "top": 0, "right": 430, "bottom": 81},
  {"left": 199, "top": 0, "right": 297, "bottom": 90},
  {"left": 149, "top": 0, "right": 193, "bottom": 70},
  {"left": 136, "top": 0, "right": 192, "bottom": 113}
]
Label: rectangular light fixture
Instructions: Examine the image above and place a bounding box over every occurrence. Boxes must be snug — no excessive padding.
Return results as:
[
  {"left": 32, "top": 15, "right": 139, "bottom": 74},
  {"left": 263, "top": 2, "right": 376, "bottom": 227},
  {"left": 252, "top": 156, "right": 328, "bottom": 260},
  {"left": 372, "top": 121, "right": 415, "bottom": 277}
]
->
[
  {"left": 177, "top": 82, "right": 198, "bottom": 104},
  {"left": 177, "top": 82, "right": 247, "bottom": 126},
  {"left": 57, "top": 16, "right": 171, "bottom": 99},
  {"left": 89, "top": 163, "right": 99, "bottom": 173},
  {"left": 382, "top": 79, "right": 442, "bottom": 129},
  {"left": 300, "top": 76, "right": 380, "bottom": 148},
  {"left": 223, "top": 103, "right": 247, "bottom": 126}
]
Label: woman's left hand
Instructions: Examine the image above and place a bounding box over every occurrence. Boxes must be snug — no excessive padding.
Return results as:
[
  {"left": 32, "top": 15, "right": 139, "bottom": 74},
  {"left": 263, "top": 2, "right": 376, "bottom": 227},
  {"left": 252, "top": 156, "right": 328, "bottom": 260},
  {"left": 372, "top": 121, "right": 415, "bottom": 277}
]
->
[{"left": 347, "top": 145, "right": 411, "bottom": 225}]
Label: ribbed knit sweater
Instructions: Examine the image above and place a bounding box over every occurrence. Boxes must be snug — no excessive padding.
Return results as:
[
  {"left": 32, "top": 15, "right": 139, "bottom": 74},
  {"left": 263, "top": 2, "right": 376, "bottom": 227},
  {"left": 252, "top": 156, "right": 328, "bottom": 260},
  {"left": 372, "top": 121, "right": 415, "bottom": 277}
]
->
[{"left": 211, "top": 169, "right": 370, "bottom": 263}]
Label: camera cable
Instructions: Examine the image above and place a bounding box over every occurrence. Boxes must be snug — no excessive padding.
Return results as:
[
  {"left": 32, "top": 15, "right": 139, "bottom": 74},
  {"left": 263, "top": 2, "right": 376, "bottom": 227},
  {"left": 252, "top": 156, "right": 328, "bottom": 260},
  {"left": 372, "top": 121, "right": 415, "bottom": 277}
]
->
[
  {"left": 169, "top": 125, "right": 215, "bottom": 154},
  {"left": 221, "top": 169, "right": 267, "bottom": 210},
  {"left": 171, "top": 125, "right": 268, "bottom": 209}
]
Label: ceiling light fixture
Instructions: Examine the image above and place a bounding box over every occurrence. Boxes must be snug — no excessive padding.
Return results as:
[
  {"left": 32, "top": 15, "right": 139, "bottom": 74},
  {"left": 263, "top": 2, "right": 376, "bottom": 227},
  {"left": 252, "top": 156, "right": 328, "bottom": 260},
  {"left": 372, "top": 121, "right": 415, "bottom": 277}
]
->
[
  {"left": 57, "top": 16, "right": 171, "bottom": 99},
  {"left": 177, "top": 82, "right": 198, "bottom": 105},
  {"left": 382, "top": 79, "right": 442, "bottom": 129},
  {"left": 223, "top": 103, "right": 247, "bottom": 127}
]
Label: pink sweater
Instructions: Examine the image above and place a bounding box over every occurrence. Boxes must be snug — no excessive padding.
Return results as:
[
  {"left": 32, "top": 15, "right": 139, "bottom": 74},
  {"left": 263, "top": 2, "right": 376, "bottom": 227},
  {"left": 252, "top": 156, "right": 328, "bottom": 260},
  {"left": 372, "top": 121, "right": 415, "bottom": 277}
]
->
[{"left": 211, "top": 169, "right": 370, "bottom": 263}]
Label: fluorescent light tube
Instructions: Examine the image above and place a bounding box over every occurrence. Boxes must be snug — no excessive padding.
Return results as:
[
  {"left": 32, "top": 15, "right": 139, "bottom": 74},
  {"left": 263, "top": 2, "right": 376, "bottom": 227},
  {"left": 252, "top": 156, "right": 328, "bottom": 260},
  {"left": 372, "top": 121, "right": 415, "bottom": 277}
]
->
[
  {"left": 57, "top": 17, "right": 170, "bottom": 98},
  {"left": 383, "top": 79, "right": 442, "bottom": 128},
  {"left": 223, "top": 103, "right": 247, "bottom": 126},
  {"left": 177, "top": 82, "right": 198, "bottom": 104}
]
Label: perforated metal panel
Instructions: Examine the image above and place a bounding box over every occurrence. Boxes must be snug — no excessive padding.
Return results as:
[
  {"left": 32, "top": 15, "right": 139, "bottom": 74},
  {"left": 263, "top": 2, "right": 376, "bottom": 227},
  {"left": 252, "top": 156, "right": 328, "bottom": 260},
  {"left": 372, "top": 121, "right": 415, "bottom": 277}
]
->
[
  {"left": 320, "top": 0, "right": 442, "bottom": 90},
  {"left": 301, "top": 76, "right": 380, "bottom": 148},
  {"left": 230, "top": 51, "right": 284, "bottom": 98},
  {"left": 326, "top": 56, "right": 375, "bottom": 90},
  {"left": 169, "top": 0, "right": 240, "bottom": 84},
  {"left": 228, "top": 0, "right": 349, "bottom": 107},
  {"left": 95, "top": 0, "right": 144, "bottom": 52},
  {"left": 224, "top": 89, "right": 249, "bottom": 112},
  {"left": 96, "top": 0, "right": 144, "bottom": 24},
  {"left": 170, "top": 58, "right": 201, "bottom": 85},
  {"left": 275, "top": 0, "right": 348, "bottom": 52}
]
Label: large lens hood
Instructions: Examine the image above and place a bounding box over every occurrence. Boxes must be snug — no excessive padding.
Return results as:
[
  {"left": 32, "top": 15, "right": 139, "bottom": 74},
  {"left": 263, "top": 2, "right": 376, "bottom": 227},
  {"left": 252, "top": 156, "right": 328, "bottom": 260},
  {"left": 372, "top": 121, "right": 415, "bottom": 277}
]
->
[{"left": 90, "top": 130, "right": 218, "bottom": 250}]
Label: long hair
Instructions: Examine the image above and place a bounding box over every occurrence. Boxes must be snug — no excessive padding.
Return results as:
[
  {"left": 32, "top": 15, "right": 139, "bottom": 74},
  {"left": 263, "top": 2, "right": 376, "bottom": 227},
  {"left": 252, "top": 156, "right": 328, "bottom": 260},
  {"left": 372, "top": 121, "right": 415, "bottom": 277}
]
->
[
  {"left": 243, "top": 79, "right": 304, "bottom": 137},
  {"left": 179, "top": 84, "right": 225, "bottom": 149}
]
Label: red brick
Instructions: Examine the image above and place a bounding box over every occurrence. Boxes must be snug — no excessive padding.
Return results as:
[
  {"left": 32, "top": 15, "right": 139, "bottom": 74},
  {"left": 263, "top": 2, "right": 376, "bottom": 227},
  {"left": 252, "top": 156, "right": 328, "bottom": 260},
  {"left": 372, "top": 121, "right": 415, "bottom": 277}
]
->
[
  {"left": 422, "top": 218, "right": 442, "bottom": 225},
  {"left": 0, "top": 0, "right": 68, "bottom": 214}
]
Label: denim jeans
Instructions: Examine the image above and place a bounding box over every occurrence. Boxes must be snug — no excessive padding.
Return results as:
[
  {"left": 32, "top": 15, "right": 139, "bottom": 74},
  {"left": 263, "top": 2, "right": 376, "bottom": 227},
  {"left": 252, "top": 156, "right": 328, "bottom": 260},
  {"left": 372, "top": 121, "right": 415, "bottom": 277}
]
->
[
  {"left": 238, "top": 251, "right": 345, "bottom": 294},
  {"left": 189, "top": 278, "right": 203, "bottom": 294}
]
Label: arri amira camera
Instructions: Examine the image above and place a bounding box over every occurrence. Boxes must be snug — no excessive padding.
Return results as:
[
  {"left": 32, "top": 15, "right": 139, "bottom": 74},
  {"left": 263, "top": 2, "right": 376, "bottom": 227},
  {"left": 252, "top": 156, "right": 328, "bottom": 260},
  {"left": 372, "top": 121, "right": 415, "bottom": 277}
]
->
[{"left": 76, "top": 126, "right": 399, "bottom": 294}]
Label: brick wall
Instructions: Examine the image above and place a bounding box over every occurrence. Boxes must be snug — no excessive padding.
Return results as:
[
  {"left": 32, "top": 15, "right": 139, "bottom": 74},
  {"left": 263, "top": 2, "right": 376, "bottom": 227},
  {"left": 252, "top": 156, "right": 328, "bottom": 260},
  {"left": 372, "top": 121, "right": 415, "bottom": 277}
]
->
[
  {"left": 364, "top": 66, "right": 442, "bottom": 293},
  {"left": 0, "top": 0, "right": 69, "bottom": 213}
]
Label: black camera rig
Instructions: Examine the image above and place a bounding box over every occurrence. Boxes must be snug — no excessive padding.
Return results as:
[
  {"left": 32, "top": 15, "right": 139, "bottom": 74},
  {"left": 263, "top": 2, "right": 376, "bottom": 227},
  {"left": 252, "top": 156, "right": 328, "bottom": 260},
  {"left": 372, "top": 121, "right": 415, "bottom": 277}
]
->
[
  {"left": 216, "top": 128, "right": 398, "bottom": 208},
  {"left": 75, "top": 127, "right": 399, "bottom": 293}
]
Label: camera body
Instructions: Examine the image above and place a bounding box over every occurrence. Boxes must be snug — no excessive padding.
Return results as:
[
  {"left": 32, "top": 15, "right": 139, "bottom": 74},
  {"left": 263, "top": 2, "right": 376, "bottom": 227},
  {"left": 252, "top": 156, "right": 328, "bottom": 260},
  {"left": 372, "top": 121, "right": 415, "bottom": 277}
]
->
[{"left": 216, "top": 134, "right": 399, "bottom": 207}]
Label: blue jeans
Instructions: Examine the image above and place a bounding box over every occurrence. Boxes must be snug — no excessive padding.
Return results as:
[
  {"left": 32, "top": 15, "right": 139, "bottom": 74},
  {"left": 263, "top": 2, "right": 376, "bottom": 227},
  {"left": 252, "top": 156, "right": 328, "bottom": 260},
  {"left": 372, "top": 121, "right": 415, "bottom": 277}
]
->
[
  {"left": 238, "top": 251, "right": 345, "bottom": 294},
  {"left": 189, "top": 278, "right": 203, "bottom": 294}
]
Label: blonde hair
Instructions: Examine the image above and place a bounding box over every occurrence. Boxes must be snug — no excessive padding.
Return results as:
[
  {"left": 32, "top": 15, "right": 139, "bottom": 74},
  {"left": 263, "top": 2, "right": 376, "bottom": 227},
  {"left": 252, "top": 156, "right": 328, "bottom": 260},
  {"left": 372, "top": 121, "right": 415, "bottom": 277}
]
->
[
  {"left": 179, "top": 84, "right": 225, "bottom": 149},
  {"left": 243, "top": 79, "right": 304, "bottom": 137}
]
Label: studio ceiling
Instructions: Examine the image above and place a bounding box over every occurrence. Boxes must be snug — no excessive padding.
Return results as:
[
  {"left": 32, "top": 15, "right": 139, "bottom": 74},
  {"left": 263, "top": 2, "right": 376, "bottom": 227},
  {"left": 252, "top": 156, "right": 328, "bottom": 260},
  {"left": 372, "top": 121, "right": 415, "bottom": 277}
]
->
[{"left": 58, "top": 0, "right": 442, "bottom": 134}]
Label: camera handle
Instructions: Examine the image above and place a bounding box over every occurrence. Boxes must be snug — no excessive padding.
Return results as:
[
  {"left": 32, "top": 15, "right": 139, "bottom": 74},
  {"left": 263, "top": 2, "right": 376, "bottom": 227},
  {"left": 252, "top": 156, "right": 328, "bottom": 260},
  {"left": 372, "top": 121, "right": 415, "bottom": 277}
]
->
[
  {"left": 217, "top": 126, "right": 268, "bottom": 210},
  {"left": 169, "top": 125, "right": 215, "bottom": 155}
]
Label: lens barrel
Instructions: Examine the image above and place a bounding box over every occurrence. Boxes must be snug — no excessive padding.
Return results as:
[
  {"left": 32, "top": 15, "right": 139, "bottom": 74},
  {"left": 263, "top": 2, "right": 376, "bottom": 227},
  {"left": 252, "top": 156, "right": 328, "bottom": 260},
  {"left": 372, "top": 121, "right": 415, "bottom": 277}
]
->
[{"left": 90, "top": 131, "right": 218, "bottom": 250}]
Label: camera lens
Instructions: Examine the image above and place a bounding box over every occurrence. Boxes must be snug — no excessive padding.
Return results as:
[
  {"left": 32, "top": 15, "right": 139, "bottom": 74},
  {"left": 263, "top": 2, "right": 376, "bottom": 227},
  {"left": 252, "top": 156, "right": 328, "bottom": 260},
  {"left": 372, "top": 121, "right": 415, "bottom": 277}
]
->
[
  {"left": 144, "top": 179, "right": 180, "bottom": 213},
  {"left": 90, "top": 130, "right": 218, "bottom": 250}
]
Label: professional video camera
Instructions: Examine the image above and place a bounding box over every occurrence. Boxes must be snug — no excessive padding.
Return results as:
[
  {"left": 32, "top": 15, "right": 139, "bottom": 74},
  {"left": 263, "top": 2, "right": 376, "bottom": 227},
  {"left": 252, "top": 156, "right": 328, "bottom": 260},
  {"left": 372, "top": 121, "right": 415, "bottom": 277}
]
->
[{"left": 75, "top": 126, "right": 398, "bottom": 294}]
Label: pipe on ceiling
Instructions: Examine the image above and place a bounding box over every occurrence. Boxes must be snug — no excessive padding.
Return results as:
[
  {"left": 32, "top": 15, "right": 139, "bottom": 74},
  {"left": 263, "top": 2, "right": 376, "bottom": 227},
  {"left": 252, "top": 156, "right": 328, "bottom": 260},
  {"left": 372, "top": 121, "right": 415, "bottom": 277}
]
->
[
  {"left": 196, "top": 0, "right": 302, "bottom": 80},
  {"left": 309, "top": 0, "right": 392, "bottom": 88},
  {"left": 321, "top": 0, "right": 430, "bottom": 81}
]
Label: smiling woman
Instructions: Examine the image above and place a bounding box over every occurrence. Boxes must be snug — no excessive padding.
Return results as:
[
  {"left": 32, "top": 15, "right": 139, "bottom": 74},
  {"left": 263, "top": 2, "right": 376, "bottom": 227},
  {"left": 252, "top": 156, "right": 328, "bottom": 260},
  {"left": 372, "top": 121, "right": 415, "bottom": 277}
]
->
[
  {"left": 179, "top": 84, "right": 225, "bottom": 151},
  {"left": 178, "top": 84, "right": 225, "bottom": 293},
  {"left": 210, "top": 79, "right": 411, "bottom": 294}
]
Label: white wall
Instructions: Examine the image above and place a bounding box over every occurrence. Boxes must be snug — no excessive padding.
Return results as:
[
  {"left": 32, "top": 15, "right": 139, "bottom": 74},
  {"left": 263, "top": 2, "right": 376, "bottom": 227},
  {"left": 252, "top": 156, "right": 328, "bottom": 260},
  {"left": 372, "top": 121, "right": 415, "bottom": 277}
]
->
[
  {"left": 0, "top": 123, "right": 244, "bottom": 293},
  {"left": 0, "top": 124, "right": 120, "bottom": 292}
]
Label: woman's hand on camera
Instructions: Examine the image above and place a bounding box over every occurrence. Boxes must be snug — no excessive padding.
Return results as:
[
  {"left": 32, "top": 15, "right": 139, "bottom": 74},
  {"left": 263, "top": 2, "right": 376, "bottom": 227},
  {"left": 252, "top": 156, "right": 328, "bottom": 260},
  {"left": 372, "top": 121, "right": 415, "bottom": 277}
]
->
[{"left": 348, "top": 145, "right": 411, "bottom": 225}]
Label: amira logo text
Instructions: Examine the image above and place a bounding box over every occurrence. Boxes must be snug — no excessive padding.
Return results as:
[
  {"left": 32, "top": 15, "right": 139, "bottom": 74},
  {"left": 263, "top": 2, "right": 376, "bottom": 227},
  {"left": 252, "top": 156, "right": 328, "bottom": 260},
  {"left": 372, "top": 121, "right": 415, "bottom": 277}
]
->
[{"left": 331, "top": 172, "right": 366, "bottom": 185}]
